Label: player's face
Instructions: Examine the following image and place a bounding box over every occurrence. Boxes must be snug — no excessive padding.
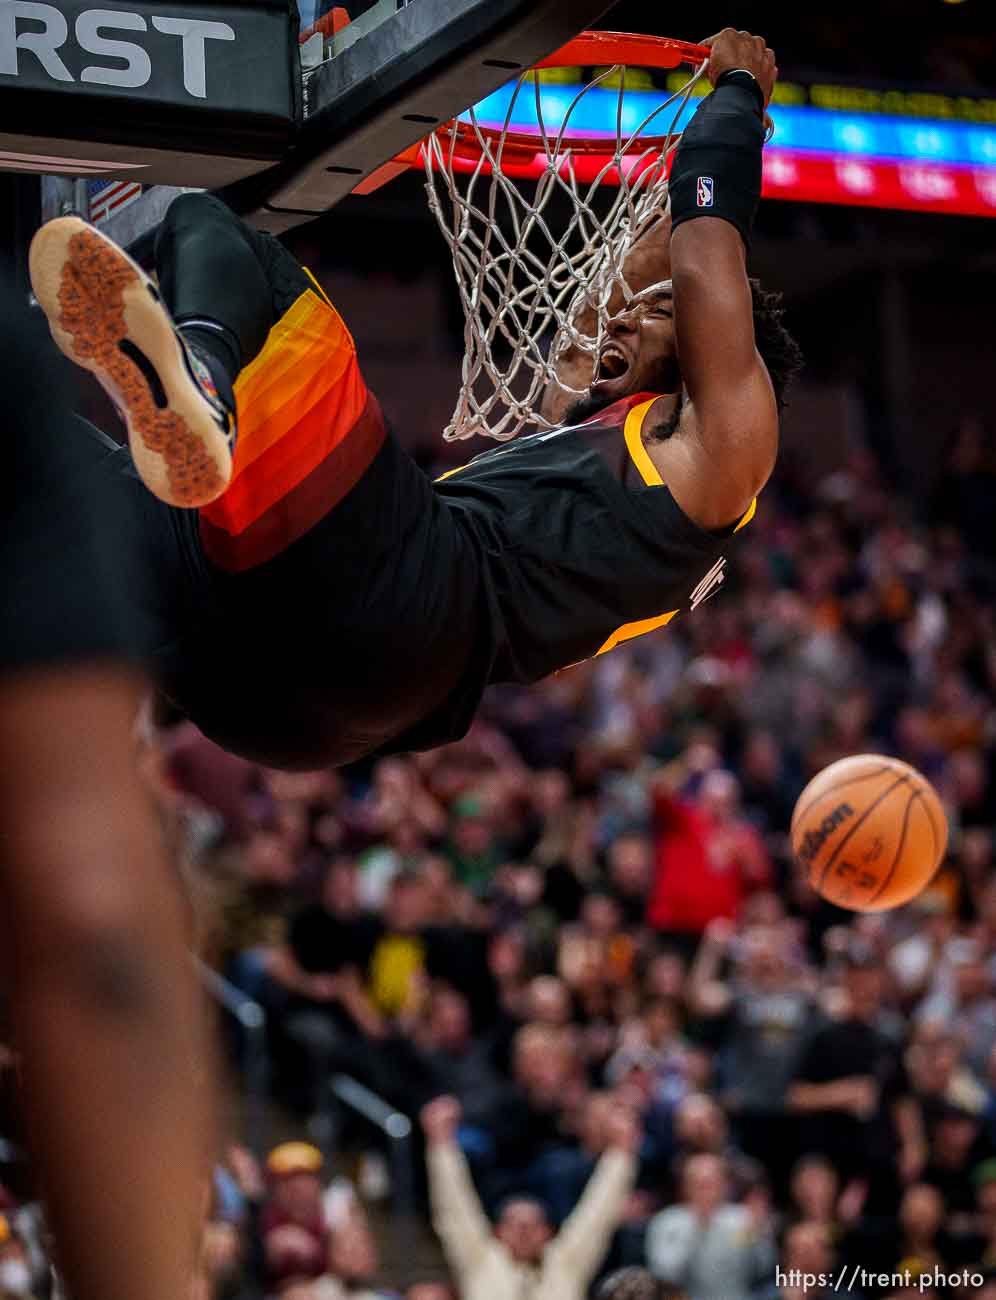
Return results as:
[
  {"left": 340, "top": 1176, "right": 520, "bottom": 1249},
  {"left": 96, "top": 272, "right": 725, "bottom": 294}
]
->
[{"left": 592, "top": 283, "right": 679, "bottom": 403}]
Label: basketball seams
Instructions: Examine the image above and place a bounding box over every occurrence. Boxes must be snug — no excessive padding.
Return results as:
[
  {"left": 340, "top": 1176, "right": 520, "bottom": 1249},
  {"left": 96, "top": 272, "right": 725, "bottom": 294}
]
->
[
  {"left": 791, "top": 763, "right": 893, "bottom": 832},
  {"left": 863, "top": 789, "right": 920, "bottom": 907},
  {"left": 810, "top": 773, "right": 912, "bottom": 891}
]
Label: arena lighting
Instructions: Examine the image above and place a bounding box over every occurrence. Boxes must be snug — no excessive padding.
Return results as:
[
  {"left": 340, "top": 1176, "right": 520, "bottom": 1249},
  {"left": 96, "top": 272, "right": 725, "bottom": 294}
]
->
[{"left": 463, "top": 82, "right": 996, "bottom": 219}]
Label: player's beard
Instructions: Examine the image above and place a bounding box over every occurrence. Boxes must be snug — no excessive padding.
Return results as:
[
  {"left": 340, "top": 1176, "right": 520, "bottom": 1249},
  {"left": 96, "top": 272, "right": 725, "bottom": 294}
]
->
[{"left": 562, "top": 389, "right": 617, "bottom": 426}]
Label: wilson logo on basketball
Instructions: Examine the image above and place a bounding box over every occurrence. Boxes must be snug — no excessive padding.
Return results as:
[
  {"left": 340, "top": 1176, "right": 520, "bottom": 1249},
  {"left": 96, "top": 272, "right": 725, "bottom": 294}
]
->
[{"left": 797, "top": 802, "right": 855, "bottom": 864}]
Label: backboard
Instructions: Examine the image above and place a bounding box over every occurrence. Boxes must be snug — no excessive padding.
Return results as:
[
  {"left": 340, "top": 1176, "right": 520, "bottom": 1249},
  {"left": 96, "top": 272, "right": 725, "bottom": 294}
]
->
[{"left": 7, "top": 0, "right": 621, "bottom": 245}]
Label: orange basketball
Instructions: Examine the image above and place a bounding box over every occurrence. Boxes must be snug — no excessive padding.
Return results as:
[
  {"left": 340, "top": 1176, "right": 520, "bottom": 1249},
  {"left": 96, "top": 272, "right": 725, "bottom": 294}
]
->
[{"left": 791, "top": 755, "right": 948, "bottom": 912}]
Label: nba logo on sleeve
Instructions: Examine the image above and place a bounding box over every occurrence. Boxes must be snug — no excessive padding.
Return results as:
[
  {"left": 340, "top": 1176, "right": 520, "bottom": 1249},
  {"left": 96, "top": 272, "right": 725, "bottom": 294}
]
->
[{"left": 697, "top": 176, "right": 714, "bottom": 207}]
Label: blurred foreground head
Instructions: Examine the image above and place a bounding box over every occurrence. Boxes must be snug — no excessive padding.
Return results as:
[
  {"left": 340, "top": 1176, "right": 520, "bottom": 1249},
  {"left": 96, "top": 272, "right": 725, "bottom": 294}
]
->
[{"left": 596, "top": 1268, "right": 668, "bottom": 1300}]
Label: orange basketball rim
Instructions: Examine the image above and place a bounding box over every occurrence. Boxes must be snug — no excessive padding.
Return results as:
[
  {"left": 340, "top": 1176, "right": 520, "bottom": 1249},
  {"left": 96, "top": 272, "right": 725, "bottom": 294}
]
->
[{"left": 355, "top": 31, "right": 712, "bottom": 194}]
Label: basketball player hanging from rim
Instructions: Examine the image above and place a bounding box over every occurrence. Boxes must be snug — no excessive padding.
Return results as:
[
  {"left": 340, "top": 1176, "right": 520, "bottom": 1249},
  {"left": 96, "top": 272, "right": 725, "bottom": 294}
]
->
[{"left": 29, "top": 28, "right": 803, "bottom": 771}]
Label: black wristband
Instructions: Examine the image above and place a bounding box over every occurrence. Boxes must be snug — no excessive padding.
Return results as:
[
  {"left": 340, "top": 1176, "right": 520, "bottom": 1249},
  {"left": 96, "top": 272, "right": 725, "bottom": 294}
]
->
[
  {"left": 716, "top": 68, "right": 765, "bottom": 114},
  {"left": 668, "top": 80, "right": 764, "bottom": 247}
]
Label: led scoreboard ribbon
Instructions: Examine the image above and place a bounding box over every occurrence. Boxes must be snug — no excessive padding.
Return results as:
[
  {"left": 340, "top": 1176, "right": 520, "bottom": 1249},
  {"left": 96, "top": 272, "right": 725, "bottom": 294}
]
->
[{"left": 468, "top": 83, "right": 996, "bottom": 218}]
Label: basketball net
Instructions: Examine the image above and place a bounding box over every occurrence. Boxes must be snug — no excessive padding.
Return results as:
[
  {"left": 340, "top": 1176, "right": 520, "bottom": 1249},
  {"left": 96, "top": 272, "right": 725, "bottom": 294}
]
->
[{"left": 421, "top": 58, "right": 708, "bottom": 442}]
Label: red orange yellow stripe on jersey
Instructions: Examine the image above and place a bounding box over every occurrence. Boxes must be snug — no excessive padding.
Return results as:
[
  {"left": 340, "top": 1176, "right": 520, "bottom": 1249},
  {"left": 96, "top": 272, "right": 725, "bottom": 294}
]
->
[{"left": 198, "top": 282, "right": 385, "bottom": 572}]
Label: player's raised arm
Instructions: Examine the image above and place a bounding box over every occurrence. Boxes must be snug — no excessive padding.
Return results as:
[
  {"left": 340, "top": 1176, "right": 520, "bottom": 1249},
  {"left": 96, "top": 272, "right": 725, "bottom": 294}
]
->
[{"left": 650, "top": 30, "right": 779, "bottom": 532}]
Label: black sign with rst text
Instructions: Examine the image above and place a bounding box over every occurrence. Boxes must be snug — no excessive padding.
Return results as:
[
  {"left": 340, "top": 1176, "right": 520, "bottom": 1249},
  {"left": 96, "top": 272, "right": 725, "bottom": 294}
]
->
[{"left": 0, "top": 0, "right": 299, "bottom": 157}]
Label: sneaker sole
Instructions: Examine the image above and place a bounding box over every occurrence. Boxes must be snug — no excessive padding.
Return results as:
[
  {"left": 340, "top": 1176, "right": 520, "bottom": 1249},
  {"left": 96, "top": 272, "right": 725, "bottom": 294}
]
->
[{"left": 29, "top": 216, "right": 233, "bottom": 508}]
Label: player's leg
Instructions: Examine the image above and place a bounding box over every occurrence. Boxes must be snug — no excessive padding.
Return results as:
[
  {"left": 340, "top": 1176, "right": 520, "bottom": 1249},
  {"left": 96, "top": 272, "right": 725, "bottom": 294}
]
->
[
  {"left": 154, "top": 190, "right": 311, "bottom": 375},
  {"left": 158, "top": 194, "right": 392, "bottom": 578},
  {"left": 29, "top": 208, "right": 243, "bottom": 509},
  {"left": 0, "top": 290, "right": 214, "bottom": 1300},
  {"left": 30, "top": 193, "right": 325, "bottom": 511}
]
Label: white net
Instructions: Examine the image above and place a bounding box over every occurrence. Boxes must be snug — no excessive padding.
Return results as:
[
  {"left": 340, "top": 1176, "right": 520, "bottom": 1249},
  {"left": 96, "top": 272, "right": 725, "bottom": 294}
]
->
[{"left": 422, "top": 56, "right": 708, "bottom": 442}]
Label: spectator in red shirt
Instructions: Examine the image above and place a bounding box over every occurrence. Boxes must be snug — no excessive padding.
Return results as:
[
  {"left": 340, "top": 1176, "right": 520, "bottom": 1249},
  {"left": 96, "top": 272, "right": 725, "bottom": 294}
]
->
[{"left": 647, "top": 764, "right": 771, "bottom": 950}]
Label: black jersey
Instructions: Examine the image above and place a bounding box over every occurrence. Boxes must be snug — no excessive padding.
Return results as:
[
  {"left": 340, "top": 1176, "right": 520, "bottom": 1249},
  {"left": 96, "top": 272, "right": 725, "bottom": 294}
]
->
[{"left": 388, "top": 393, "right": 754, "bottom": 755}]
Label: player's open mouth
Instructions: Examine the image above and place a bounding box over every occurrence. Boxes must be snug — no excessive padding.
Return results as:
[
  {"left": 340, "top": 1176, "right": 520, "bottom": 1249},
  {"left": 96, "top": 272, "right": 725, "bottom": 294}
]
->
[{"left": 596, "top": 343, "right": 631, "bottom": 383}]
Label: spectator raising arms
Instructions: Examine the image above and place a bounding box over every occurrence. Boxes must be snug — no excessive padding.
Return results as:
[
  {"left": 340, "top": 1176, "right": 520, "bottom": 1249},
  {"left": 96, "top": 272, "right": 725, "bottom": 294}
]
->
[{"left": 421, "top": 1095, "right": 640, "bottom": 1300}]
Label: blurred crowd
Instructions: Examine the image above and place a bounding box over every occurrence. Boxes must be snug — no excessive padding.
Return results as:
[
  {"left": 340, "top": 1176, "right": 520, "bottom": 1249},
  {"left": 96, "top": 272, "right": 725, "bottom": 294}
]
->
[{"left": 2, "top": 410, "right": 996, "bottom": 1300}]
